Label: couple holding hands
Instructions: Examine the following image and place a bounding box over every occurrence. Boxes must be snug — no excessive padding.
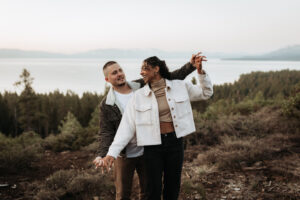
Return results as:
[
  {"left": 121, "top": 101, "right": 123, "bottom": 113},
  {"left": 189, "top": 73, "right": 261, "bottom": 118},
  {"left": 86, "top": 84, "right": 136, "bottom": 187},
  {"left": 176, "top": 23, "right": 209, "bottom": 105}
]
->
[{"left": 93, "top": 52, "right": 213, "bottom": 200}]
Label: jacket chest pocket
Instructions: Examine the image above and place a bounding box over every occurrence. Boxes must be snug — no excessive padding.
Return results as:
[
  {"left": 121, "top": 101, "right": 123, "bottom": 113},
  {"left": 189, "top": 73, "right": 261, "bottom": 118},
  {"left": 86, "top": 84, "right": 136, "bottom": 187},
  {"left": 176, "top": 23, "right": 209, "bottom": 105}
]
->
[
  {"left": 135, "top": 104, "right": 152, "bottom": 125},
  {"left": 174, "top": 95, "right": 191, "bottom": 118}
]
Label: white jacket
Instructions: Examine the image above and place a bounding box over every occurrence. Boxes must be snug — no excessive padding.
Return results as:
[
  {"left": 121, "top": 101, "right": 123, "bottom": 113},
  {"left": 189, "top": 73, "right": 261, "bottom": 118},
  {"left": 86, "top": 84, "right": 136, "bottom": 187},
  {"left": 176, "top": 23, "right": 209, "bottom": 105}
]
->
[{"left": 107, "top": 74, "right": 213, "bottom": 158}]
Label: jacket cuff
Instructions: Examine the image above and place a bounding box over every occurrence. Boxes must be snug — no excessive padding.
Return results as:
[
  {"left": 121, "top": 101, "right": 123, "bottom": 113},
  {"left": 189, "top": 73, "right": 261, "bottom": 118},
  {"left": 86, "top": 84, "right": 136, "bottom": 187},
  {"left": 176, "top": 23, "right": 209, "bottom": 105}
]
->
[
  {"left": 107, "top": 149, "right": 119, "bottom": 159},
  {"left": 198, "top": 72, "right": 212, "bottom": 85},
  {"left": 198, "top": 72, "right": 208, "bottom": 79}
]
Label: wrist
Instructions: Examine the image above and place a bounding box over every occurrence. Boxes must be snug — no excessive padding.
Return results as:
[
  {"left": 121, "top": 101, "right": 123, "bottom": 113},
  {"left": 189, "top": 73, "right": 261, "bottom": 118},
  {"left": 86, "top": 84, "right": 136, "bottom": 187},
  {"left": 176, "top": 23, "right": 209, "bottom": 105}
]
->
[{"left": 189, "top": 62, "right": 196, "bottom": 68}]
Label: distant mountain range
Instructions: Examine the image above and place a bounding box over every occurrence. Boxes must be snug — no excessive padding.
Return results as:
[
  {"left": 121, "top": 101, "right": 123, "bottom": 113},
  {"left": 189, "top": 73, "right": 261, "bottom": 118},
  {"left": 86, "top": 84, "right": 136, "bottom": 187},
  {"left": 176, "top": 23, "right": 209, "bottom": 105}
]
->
[
  {"left": 0, "top": 48, "right": 245, "bottom": 59},
  {"left": 0, "top": 45, "right": 299, "bottom": 60},
  {"left": 226, "top": 45, "right": 300, "bottom": 61}
]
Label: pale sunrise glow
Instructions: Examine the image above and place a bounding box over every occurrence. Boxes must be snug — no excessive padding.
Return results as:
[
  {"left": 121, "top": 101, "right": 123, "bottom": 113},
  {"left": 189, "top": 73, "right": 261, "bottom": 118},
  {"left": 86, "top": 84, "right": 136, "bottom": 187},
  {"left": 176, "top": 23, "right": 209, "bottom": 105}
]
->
[{"left": 0, "top": 0, "right": 300, "bottom": 54}]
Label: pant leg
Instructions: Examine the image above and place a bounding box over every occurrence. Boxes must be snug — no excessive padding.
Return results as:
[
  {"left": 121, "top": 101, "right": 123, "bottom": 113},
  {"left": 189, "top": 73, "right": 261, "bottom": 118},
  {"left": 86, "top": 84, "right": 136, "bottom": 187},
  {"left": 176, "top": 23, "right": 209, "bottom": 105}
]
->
[
  {"left": 135, "top": 155, "right": 149, "bottom": 200},
  {"left": 114, "top": 157, "right": 136, "bottom": 200},
  {"left": 162, "top": 137, "right": 184, "bottom": 200},
  {"left": 144, "top": 145, "right": 164, "bottom": 200}
]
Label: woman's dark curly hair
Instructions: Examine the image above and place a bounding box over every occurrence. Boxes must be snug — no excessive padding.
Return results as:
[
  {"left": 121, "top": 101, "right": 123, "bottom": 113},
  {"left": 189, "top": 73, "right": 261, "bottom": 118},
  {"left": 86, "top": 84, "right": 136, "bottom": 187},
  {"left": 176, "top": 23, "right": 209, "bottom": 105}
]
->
[{"left": 143, "top": 56, "right": 171, "bottom": 79}]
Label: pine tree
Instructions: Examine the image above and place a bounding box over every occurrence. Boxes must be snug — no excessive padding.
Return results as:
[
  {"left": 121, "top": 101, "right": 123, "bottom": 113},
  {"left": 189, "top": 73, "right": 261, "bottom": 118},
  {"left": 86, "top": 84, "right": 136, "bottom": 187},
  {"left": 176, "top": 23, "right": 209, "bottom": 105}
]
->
[
  {"left": 14, "top": 69, "right": 38, "bottom": 132},
  {"left": 58, "top": 111, "right": 83, "bottom": 134},
  {"left": 88, "top": 105, "right": 100, "bottom": 129}
]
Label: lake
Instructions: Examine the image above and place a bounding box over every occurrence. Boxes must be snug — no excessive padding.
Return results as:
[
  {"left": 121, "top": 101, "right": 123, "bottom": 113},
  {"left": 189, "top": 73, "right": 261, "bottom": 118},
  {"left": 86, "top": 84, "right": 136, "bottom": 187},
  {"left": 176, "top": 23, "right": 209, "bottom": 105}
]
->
[{"left": 1, "top": 58, "right": 300, "bottom": 96}]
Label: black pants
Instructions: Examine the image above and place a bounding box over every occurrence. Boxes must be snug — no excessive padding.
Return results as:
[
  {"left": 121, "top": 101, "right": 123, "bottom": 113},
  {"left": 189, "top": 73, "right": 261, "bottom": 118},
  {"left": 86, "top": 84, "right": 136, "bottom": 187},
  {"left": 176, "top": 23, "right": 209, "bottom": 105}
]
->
[{"left": 144, "top": 132, "right": 184, "bottom": 200}]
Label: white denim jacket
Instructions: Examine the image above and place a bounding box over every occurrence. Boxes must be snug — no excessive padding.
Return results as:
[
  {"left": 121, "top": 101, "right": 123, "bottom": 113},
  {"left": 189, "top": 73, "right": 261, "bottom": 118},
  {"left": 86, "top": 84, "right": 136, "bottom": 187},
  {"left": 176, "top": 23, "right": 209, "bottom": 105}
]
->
[{"left": 107, "top": 74, "right": 213, "bottom": 158}]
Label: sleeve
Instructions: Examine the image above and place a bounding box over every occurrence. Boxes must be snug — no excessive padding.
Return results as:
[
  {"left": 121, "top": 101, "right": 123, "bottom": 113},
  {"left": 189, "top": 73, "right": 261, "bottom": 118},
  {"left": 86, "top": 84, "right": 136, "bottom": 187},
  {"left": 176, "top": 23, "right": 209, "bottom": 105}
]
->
[
  {"left": 107, "top": 95, "right": 137, "bottom": 158},
  {"left": 185, "top": 73, "right": 214, "bottom": 101},
  {"left": 96, "top": 101, "right": 116, "bottom": 157},
  {"left": 132, "top": 62, "right": 196, "bottom": 86},
  {"left": 169, "top": 62, "right": 196, "bottom": 80}
]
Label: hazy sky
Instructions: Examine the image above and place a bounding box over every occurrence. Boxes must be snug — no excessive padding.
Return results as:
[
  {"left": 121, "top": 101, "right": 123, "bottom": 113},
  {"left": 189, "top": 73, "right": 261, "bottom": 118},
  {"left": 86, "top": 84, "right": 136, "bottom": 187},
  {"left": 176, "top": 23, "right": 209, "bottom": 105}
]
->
[{"left": 1, "top": 0, "right": 300, "bottom": 54}]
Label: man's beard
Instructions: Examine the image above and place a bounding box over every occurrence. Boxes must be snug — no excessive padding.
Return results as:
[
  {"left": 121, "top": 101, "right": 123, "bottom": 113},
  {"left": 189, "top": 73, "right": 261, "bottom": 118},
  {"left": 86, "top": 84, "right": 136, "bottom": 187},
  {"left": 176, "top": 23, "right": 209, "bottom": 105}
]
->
[{"left": 117, "top": 82, "right": 126, "bottom": 87}]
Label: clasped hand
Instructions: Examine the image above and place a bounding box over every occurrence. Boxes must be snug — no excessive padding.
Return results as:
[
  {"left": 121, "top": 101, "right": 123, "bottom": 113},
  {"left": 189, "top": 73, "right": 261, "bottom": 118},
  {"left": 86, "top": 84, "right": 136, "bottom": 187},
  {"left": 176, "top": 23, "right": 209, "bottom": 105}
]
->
[
  {"left": 93, "top": 156, "right": 115, "bottom": 174},
  {"left": 190, "top": 52, "right": 207, "bottom": 74}
]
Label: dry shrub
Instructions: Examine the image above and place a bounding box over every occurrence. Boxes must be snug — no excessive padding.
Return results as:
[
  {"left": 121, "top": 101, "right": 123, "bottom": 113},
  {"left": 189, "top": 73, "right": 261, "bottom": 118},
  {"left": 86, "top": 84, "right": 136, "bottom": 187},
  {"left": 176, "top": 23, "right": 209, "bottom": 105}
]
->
[
  {"left": 35, "top": 189, "right": 60, "bottom": 200},
  {"left": 188, "top": 106, "right": 299, "bottom": 150},
  {"left": 181, "top": 180, "right": 206, "bottom": 199},
  {"left": 196, "top": 133, "right": 296, "bottom": 170},
  {"left": 81, "top": 141, "right": 98, "bottom": 153},
  {"left": 42, "top": 129, "right": 96, "bottom": 152},
  {"left": 45, "top": 169, "right": 76, "bottom": 190},
  {"left": 34, "top": 169, "right": 114, "bottom": 200},
  {"left": 0, "top": 131, "right": 42, "bottom": 173},
  {"left": 66, "top": 172, "right": 107, "bottom": 199},
  {"left": 268, "top": 154, "right": 300, "bottom": 179},
  {"left": 43, "top": 132, "right": 76, "bottom": 152},
  {"left": 181, "top": 165, "right": 208, "bottom": 200}
]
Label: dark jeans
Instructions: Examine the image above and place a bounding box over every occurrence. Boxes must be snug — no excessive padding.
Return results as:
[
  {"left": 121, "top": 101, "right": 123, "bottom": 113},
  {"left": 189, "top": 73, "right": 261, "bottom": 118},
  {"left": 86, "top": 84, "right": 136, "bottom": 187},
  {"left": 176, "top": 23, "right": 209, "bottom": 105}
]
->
[
  {"left": 114, "top": 155, "right": 148, "bottom": 200},
  {"left": 144, "top": 132, "right": 184, "bottom": 200}
]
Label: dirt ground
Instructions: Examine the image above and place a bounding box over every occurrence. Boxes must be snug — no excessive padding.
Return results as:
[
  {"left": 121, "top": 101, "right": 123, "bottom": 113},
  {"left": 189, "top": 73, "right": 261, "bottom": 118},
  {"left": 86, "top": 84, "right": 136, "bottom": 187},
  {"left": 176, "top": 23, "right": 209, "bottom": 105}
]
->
[
  {"left": 0, "top": 150, "right": 91, "bottom": 200},
  {"left": 1, "top": 148, "right": 300, "bottom": 200}
]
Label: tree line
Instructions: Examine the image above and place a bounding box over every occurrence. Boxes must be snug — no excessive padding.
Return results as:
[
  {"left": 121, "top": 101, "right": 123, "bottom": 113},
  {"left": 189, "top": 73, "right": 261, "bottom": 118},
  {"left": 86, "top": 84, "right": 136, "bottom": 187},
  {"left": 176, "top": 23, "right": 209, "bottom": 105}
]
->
[
  {"left": 0, "top": 69, "right": 299, "bottom": 137},
  {"left": 0, "top": 69, "right": 106, "bottom": 137}
]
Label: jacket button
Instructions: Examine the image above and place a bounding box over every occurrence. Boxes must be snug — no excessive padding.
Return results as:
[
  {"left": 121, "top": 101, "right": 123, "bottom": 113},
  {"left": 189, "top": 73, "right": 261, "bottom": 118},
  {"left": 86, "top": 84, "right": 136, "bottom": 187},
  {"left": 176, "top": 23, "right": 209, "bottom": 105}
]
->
[
  {"left": 174, "top": 115, "right": 176, "bottom": 118},
  {"left": 171, "top": 107, "right": 174, "bottom": 110},
  {"left": 168, "top": 98, "right": 171, "bottom": 101},
  {"left": 175, "top": 124, "right": 178, "bottom": 127}
]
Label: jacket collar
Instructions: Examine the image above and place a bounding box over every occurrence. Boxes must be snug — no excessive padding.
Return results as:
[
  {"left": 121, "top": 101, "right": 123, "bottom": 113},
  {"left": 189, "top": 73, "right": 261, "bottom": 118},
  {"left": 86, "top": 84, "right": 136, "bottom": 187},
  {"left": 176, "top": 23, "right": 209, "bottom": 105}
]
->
[
  {"left": 105, "top": 81, "right": 140, "bottom": 106},
  {"left": 143, "top": 79, "right": 172, "bottom": 96}
]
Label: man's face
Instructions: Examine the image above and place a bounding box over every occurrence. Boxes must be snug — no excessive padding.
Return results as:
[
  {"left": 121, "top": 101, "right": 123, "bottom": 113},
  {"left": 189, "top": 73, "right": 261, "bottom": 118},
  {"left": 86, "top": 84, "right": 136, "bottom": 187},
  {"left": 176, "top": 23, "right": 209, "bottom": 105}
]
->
[{"left": 105, "top": 63, "right": 126, "bottom": 87}]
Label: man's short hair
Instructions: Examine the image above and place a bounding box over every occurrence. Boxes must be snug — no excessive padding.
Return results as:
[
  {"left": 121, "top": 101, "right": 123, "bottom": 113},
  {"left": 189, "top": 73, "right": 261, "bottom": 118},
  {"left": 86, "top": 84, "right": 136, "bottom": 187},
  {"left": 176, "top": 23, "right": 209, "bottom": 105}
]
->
[{"left": 103, "top": 61, "right": 117, "bottom": 77}]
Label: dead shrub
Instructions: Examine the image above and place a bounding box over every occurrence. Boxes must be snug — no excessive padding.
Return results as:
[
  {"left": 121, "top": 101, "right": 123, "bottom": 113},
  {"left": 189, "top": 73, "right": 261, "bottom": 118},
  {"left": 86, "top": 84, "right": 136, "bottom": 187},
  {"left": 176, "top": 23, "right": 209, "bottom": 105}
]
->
[
  {"left": 268, "top": 154, "right": 300, "bottom": 179},
  {"left": 34, "top": 189, "right": 60, "bottom": 200},
  {"left": 181, "top": 180, "right": 206, "bottom": 200},
  {"left": 34, "top": 169, "right": 114, "bottom": 200},
  {"left": 45, "top": 169, "right": 76, "bottom": 190},
  {"left": 197, "top": 133, "right": 294, "bottom": 170}
]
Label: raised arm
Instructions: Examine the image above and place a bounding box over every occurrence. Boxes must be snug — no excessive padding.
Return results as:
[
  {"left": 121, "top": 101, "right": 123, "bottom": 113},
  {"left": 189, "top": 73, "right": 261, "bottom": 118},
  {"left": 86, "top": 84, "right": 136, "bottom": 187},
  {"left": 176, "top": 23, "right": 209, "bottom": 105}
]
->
[
  {"left": 185, "top": 53, "right": 213, "bottom": 101},
  {"left": 185, "top": 74, "right": 213, "bottom": 101},
  {"left": 133, "top": 62, "right": 196, "bottom": 87}
]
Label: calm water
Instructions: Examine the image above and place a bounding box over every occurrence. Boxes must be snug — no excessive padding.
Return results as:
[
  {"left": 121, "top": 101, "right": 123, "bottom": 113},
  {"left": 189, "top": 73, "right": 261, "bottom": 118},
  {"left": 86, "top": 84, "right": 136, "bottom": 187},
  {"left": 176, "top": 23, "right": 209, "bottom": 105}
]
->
[{"left": 1, "top": 58, "right": 300, "bottom": 96}]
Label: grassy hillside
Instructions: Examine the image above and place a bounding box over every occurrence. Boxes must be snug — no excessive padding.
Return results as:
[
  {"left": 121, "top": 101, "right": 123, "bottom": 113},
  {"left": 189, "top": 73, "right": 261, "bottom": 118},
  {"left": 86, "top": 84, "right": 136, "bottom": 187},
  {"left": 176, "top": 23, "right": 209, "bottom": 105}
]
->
[{"left": 0, "top": 69, "right": 299, "bottom": 200}]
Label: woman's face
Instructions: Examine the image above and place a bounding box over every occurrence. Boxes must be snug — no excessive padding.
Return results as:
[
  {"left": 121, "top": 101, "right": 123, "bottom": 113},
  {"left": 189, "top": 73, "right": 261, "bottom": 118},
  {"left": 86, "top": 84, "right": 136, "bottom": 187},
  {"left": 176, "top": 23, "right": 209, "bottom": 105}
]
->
[{"left": 140, "top": 62, "right": 159, "bottom": 83}]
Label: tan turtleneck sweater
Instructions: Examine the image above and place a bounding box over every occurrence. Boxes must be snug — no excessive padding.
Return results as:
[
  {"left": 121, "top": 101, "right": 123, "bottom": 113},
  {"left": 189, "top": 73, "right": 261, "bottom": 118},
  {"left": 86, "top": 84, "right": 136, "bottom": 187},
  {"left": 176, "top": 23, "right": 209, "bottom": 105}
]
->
[{"left": 150, "top": 79, "right": 173, "bottom": 123}]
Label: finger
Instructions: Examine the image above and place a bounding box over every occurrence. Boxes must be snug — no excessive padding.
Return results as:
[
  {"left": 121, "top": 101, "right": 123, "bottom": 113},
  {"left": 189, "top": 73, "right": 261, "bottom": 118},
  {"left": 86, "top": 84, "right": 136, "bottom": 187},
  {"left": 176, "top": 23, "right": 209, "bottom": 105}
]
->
[
  {"left": 110, "top": 159, "right": 115, "bottom": 167},
  {"left": 194, "top": 52, "right": 202, "bottom": 58},
  {"left": 105, "top": 161, "right": 110, "bottom": 172},
  {"left": 93, "top": 158, "right": 101, "bottom": 164},
  {"left": 191, "top": 54, "right": 196, "bottom": 62}
]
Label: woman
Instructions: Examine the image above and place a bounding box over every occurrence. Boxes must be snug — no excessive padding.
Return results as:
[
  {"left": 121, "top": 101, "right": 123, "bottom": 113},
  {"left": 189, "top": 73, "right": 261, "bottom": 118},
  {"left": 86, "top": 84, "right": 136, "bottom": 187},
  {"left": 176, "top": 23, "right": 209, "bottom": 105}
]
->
[{"left": 102, "top": 53, "right": 213, "bottom": 200}]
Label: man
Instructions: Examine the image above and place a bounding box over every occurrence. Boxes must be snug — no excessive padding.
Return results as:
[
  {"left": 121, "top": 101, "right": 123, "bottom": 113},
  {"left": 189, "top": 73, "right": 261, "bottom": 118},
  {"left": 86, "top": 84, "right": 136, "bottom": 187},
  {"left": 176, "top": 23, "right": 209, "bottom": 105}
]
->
[{"left": 93, "top": 55, "right": 199, "bottom": 200}]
